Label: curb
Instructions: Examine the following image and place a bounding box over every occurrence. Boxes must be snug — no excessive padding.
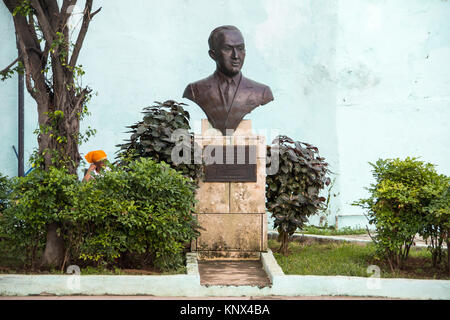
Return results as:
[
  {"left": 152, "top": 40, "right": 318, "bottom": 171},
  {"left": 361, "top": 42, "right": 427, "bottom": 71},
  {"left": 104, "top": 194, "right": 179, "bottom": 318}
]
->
[
  {"left": 1, "top": 252, "right": 450, "bottom": 299},
  {"left": 267, "top": 230, "right": 447, "bottom": 249}
]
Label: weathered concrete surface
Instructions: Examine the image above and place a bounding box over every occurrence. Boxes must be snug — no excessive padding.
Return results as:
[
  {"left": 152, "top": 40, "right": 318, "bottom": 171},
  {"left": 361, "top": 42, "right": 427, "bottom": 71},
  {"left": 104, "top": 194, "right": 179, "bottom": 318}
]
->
[
  {"left": 197, "top": 251, "right": 261, "bottom": 261},
  {"left": 198, "top": 260, "right": 270, "bottom": 287},
  {"left": 0, "top": 295, "right": 403, "bottom": 300},
  {"left": 193, "top": 120, "right": 268, "bottom": 258},
  {"left": 195, "top": 181, "right": 229, "bottom": 213},
  {"left": 1, "top": 251, "right": 449, "bottom": 299},
  {"left": 201, "top": 119, "right": 252, "bottom": 136},
  {"left": 195, "top": 214, "right": 264, "bottom": 253},
  {"left": 261, "top": 249, "right": 285, "bottom": 284},
  {"left": 230, "top": 158, "right": 266, "bottom": 214}
]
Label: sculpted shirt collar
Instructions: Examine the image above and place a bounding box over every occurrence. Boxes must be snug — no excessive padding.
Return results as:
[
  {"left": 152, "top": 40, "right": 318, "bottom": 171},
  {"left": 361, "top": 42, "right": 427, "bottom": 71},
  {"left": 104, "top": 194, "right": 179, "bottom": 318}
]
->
[{"left": 214, "top": 69, "right": 242, "bottom": 86}]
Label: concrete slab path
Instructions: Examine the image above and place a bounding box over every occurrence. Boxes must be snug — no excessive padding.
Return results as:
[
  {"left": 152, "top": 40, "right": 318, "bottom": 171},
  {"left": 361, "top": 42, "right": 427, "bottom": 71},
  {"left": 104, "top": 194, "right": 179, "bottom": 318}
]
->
[{"left": 198, "top": 260, "right": 271, "bottom": 287}]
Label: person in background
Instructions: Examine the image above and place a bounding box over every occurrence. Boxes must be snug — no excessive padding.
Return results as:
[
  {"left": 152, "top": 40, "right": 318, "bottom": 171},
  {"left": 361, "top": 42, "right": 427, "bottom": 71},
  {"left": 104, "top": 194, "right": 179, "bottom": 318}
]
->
[{"left": 82, "top": 150, "right": 110, "bottom": 182}]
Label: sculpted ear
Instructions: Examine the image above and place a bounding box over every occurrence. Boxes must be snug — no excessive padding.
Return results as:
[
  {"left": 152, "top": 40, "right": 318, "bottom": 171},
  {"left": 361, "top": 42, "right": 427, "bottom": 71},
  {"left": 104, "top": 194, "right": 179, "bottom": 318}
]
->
[{"left": 208, "top": 49, "right": 216, "bottom": 61}]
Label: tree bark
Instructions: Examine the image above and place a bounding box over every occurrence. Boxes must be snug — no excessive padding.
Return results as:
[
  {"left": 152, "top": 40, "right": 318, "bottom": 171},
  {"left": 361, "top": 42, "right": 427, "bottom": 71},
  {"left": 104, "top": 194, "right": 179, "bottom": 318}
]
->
[
  {"left": 40, "top": 223, "right": 64, "bottom": 268},
  {"left": 2, "top": 0, "right": 101, "bottom": 268},
  {"left": 446, "top": 229, "right": 449, "bottom": 275},
  {"left": 278, "top": 232, "right": 290, "bottom": 256}
]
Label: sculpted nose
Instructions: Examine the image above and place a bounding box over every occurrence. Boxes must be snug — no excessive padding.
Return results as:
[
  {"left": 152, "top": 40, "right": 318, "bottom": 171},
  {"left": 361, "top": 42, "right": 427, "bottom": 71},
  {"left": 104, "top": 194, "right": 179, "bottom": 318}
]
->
[{"left": 231, "top": 48, "right": 238, "bottom": 58}]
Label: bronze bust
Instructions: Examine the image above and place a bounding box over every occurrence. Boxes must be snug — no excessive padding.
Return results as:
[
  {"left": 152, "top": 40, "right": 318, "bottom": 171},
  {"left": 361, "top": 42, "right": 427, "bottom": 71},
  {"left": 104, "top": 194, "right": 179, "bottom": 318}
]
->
[{"left": 183, "top": 26, "right": 274, "bottom": 136}]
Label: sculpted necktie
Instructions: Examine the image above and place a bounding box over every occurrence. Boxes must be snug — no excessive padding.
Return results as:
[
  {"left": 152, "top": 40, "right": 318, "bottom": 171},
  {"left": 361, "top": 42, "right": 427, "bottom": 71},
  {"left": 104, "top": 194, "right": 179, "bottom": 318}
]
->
[{"left": 224, "top": 78, "right": 235, "bottom": 109}]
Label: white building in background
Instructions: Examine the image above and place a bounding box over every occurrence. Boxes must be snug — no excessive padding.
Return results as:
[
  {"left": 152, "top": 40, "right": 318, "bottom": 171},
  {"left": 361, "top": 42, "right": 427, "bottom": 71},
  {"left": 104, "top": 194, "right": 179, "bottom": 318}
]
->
[{"left": 0, "top": 0, "right": 449, "bottom": 229}]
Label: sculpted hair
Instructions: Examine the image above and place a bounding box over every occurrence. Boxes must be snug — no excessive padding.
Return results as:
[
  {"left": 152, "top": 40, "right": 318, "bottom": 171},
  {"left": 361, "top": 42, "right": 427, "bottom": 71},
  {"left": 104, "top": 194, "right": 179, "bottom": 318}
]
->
[{"left": 208, "top": 25, "right": 242, "bottom": 51}]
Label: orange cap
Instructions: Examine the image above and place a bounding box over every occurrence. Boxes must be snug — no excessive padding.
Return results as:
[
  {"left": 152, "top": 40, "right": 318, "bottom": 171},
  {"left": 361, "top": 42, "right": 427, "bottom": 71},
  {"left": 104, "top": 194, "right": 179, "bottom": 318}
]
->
[{"left": 85, "top": 150, "right": 107, "bottom": 163}]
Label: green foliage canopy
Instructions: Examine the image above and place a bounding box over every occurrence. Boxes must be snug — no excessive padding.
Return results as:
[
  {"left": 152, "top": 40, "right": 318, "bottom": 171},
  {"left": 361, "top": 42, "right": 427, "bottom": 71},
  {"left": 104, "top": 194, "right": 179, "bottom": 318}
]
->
[
  {"left": 116, "top": 100, "right": 202, "bottom": 183},
  {"left": 354, "top": 157, "right": 449, "bottom": 269},
  {"left": 266, "top": 135, "right": 331, "bottom": 254},
  {"left": 0, "top": 158, "right": 200, "bottom": 271}
]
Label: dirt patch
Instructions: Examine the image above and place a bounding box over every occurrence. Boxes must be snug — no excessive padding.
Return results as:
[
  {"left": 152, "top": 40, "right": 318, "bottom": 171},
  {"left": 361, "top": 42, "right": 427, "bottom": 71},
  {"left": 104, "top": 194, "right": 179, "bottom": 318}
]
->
[{"left": 367, "top": 255, "right": 450, "bottom": 279}]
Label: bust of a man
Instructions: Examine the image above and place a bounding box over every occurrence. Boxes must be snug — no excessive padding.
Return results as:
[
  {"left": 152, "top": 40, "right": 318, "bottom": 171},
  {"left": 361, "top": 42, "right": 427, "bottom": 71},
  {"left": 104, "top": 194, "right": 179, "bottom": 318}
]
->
[{"left": 183, "top": 25, "right": 274, "bottom": 136}]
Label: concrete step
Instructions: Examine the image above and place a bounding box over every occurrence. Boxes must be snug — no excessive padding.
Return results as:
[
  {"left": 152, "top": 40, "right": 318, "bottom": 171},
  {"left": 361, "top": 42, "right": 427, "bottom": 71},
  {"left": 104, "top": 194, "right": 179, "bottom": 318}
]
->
[{"left": 198, "top": 260, "right": 271, "bottom": 288}]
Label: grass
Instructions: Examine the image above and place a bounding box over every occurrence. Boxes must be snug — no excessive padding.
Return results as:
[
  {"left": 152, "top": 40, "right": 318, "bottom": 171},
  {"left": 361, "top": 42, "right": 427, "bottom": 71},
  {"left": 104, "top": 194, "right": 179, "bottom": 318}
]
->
[
  {"left": 299, "top": 225, "right": 368, "bottom": 236},
  {"left": 269, "top": 239, "right": 450, "bottom": 280}
]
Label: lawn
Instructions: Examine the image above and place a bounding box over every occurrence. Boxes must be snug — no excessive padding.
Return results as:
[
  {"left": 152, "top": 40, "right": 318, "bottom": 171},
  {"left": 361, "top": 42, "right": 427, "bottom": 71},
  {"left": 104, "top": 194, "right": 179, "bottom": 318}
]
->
[{"left": 269, "top": 239, "right": 450, "bottom": 280}]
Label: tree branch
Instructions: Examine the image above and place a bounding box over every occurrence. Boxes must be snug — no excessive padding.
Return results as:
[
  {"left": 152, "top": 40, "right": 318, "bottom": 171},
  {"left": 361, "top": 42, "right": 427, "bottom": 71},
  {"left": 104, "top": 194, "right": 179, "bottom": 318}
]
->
[
  {"left": 11, "top": 14, "right": 46, "bottom": 99},
  {"left": 0, "top": 56, "right": 19, "bottom": 75},
  {"left": 90, "top": 6, "right": 101, "bottom": 18},
  {"left": 2, "top": 0, "right": 20, "bottom": 14},
  {"left": 17, "top": 40, "right": 38, "bottom": 100},
  {"left": 38, "top": 0, "right": 60, "bottom": 32},
  {"left": 69, "top": 87, "right": 90, "bottom": 121},
  {"left": 69, "top": 0, "right": 101, "bottom": 68},
  {"left": 27, "top": 14, "right": 42, "bottom": 52},
  {"left": 30, "top": 0, "right": 55, "bottom": 44},
  {"left": 59, "top": 0, "right": 77, "bottom": 29}
]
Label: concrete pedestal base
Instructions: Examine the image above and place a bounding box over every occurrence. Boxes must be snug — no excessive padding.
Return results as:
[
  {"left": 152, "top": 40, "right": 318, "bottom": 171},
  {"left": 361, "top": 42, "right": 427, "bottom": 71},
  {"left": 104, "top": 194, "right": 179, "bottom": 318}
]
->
[{"left": 193, "top": 120, "right": 267, "bottom": 260}]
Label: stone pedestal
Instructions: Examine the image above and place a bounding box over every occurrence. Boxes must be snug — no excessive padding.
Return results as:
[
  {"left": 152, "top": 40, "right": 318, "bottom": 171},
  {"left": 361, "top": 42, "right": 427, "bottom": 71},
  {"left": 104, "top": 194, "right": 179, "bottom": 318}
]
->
[{"left": 192, "top": 119, "right": 267, "bottom": 260}]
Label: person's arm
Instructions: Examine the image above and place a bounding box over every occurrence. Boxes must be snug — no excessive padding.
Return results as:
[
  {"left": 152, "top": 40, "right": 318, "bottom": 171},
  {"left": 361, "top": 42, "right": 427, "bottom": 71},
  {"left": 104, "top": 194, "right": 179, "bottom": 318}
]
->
[{"left": 83, "top": 163, "right": 97, "bottom": 182}]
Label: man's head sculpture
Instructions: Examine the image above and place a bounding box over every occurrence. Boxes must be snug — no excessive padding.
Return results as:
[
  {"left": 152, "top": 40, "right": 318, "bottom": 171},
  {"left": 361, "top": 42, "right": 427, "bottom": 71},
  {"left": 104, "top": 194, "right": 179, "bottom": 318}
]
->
[
  {"left": 183, "top": 25, "right": 274, "bottom": 136},
  {"left": 208, "top": 26, "right": 246, "bottom": 78}
]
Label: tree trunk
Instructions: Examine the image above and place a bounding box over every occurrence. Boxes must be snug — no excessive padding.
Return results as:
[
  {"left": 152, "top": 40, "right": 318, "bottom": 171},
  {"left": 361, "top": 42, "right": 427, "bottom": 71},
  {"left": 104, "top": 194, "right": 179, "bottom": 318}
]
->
[
  {"left": 2, "top": 0, "right": 100, "bottom": 270},
  {"left": 446, "top": 229, "right": 449, "bottom": 275},
  {"left": 40, "top": 223, "right": 64, "bottom": 268},
  {"left": 278, "top": 232, "right": 290, "bottom": 256}
]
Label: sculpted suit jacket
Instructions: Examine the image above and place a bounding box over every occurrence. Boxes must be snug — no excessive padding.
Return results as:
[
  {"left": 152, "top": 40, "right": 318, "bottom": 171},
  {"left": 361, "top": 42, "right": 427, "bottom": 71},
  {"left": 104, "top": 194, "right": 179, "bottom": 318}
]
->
[{"left": 183, "top": 71, "right": 274, "bottom": 135}]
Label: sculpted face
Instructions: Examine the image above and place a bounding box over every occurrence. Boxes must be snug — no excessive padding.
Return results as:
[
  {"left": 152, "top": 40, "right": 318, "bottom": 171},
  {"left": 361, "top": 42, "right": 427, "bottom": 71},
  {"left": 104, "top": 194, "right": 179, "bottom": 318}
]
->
[{"left": 209, "top": 30, "right": 246, "bottom": 77}]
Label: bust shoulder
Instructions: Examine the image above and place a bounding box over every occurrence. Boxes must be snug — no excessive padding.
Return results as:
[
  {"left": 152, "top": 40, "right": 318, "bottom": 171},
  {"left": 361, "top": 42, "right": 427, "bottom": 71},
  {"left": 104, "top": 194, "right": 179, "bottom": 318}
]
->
[
  {"left": 182, "top": 74, "right": 216, "bottom": 101},
  {"left": 241, "top": 76, "right": 274, "bottom": 106}
]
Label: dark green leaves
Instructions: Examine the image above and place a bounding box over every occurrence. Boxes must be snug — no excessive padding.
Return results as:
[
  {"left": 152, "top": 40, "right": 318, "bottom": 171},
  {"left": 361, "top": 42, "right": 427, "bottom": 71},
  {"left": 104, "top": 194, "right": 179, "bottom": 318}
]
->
[
  {"left": 266, "top": 135, "right": 330, "bottom": 244},
  {"left": 116, "top": 100, "right": 202, "bottom": 183}
]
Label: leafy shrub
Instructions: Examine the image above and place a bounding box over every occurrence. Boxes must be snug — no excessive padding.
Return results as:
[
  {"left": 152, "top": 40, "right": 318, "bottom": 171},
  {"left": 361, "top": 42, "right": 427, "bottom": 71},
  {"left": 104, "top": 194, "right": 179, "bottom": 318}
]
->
[
  {"left": 422, "top": 176, "right": 449, "bottom": 269},
  {"left": 63, "top": 158, "right": 199, "bottom": 271},
  {"left": 0, "top": 159, "right": 200, "bottom": 272},
  {"left": 0, "top": 173, "right": 10, "bottom": 214},
  {"left": 0, "top": 168, "right": 78, "bottom": 269},
  {"left": 266, "top": 135, "right": 331, "bottom": 255},
  {"left": 354, "top": 157, "right": 449, "bottom": 270},
  {"left": 116, "top": 100, "right": 202, "bottom": 183}
]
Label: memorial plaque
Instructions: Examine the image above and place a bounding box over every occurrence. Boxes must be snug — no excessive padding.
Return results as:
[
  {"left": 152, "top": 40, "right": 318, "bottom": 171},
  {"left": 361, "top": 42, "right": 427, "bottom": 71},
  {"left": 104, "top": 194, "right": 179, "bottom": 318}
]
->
[{"left": 204, "top": 145, "right": 257, "bottom": 182}]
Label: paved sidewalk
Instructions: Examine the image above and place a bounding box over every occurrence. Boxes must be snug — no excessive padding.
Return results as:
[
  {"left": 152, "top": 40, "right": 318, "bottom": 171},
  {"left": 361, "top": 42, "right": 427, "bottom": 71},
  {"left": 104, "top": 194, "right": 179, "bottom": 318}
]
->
[
  {"left": 269, "top": 230, "right": 447, "bottom": 249},
  {"left": 0, "top": 295, "right": 401, "bottom": 300}
]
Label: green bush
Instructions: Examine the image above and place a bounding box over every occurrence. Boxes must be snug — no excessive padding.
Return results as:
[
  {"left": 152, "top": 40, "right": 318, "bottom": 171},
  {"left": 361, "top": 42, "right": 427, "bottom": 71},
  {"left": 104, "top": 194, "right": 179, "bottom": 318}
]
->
[
  {"left": 0, "top": 173, "right": 10, "bottom": 214},
  {"left": 116, "top": 100, "right": 203, "bottom": 183},
  {"left": 0, "top": 168, "right": 78, "bottom": 268},
  {"left": 0, "top": 159, "right": 200, "bottom": 272},
  {"left": 354, "top": 157, "right": 449, "bottom": 270},
  {"left": 63, "top": 158, "right": 199, "bottom": 270},
  {"left": 266, "top": 135, "right": 331, "bottom": 255},
  {"left": 422, "top": 176, "right": 449, "bottom": 268}
]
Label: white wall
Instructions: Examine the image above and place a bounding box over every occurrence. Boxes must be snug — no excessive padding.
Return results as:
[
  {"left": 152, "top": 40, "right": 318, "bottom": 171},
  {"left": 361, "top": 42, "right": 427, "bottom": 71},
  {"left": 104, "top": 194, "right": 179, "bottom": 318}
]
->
[{"left": 1, "top": 0, "right": 449, "bottom": 229}]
